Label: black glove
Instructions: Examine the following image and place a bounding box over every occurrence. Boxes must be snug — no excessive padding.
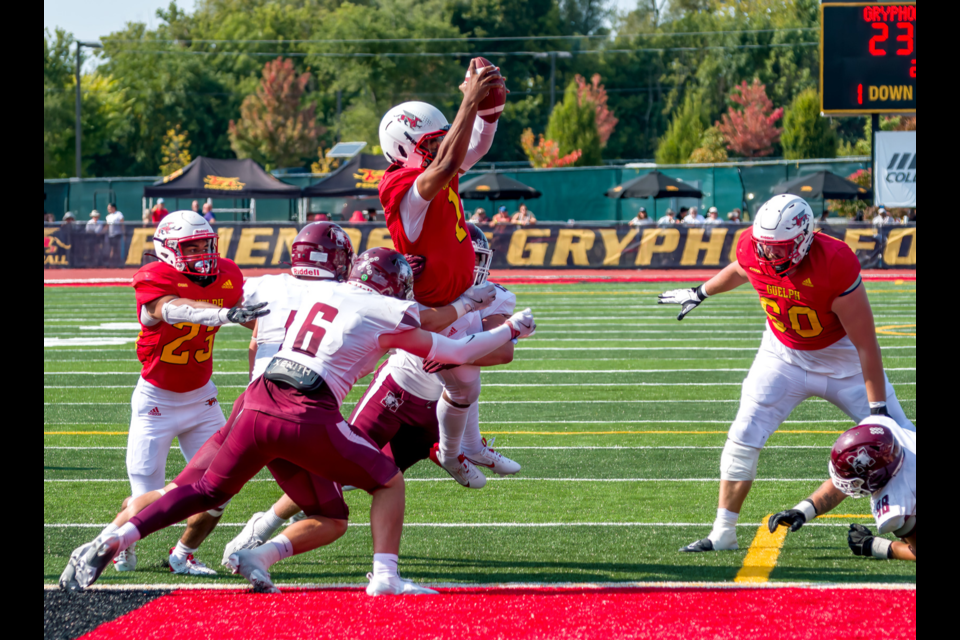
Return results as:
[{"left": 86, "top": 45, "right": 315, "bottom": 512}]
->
[
  {"left": 226, "top": 302, "right": 270, "bottom": 324},
  {"left": 870, "top": 404, "right": 890, "bottom": 416},
  {"left": 848, "top": 524, "right": 875, "bottom": 557},
  {"left": 769, "top": 509, "right": 809, "bottom": 534},
  {"left": 423, "top": 359, "right": 459, "bottom": 374}
]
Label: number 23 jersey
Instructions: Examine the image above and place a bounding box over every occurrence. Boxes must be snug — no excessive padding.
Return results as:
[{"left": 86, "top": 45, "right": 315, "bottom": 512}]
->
[
  {"left": 133, "top": 260, "right": 244, "bottom": 393},
  {"left": 737, "top": 230, "right": 862, "bottom": 352},
  {"left": 275, "top": 281, "right": 421, "bottom": 406}
]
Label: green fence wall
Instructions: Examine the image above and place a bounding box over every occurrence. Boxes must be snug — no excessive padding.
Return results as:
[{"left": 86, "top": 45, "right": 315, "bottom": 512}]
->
[{"left": 44, "top": 159, "right": 869, "bottom": 224}]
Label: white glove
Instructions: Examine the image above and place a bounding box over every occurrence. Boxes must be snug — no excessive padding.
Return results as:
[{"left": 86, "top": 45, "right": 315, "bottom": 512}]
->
[
  {"left": 453, "top": 282, "right": 497, "bottom": 317},
  {"left": 506, "top": 308, "right": 536, "bottom": 339},
  {"left": 658, "top": 286, "right": 708, "bottom": 321}
]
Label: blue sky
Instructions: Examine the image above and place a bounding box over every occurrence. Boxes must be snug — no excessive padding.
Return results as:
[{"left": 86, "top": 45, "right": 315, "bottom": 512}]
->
[{"left": 45, "top": 0, "right": 640, "bottom": 42}]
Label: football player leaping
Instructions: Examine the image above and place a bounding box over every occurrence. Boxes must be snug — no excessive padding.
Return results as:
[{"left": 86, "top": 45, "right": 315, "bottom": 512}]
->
[
  {"left": 659, "top": 195, "right": 915, "bottom": 553},
  {"left": 768, "top": 416, "right": 916, "bottom": 562},
  {"left": 223, "top": 223, "right": 519, "bottom": 556},
  {"left": 63, "top": 249, "right": 537, "bottom": 596},
  {"left": 378, "top": 59, "right": 519, "bottom": 488},
  {"left": 101, "top": 211, "right": 268, "bottom": 576}
]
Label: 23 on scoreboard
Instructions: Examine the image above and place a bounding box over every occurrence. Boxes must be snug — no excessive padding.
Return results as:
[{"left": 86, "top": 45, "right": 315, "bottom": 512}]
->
[{"left": 820, "top": 3, "right": 916, "bottom": 115}]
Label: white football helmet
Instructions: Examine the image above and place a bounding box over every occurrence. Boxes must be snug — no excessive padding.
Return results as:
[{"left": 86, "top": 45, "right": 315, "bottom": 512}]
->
[
  {"left": 752, "top": 195, "right": 816, "bottom": 276},
  {"left": 153, "top": 210, "right": 220, "bottom": 276},
  {"left": 378, "top": 101, "right": 449, "bottom": 169}
]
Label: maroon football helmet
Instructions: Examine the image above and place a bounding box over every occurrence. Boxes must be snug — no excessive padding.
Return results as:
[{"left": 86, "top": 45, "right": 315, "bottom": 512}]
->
[
  {"left": 290, "top": 222, "right": 355, "bottom": 281},
  {"left": 829, "top": 419, "right": 905, "bottom": 498},
  {"left": 348, "top": 247, "right": 415, "bottom": 301}
]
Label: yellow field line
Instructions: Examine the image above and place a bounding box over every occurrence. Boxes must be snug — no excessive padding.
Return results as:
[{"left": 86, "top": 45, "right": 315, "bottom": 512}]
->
[
  {"left": 735, "top": 515, "right": 788, "bottom": 584},
  {"left": 876, "top": 324, "right": 917, "bottom": 337},
  {"left": 46, "top": 429, "right": 848, "bottom": 437}
]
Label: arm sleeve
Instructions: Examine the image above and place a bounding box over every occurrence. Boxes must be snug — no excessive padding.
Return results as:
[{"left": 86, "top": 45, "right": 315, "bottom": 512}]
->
[
  {"left": 161, "top": 302, "right": 230, "bottom": 327},
  {"left": 426, "top": 323, "right": 512, "bottom": 365},
  {"left": 399, "top": 182, "right": 431, "bottom": 243},
  {"left": 460, "top": 117, "right": 498, "bottom": 173}
]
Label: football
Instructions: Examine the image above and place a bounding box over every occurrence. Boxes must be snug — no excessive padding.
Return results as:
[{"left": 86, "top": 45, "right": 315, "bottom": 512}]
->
[{"left": 467, "top": 56, "right": 507, "bottom": 123}]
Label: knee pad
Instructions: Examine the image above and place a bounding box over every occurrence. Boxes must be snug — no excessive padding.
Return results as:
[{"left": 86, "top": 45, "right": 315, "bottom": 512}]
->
[
  {"left": 206, "top": 497, "right": 232, "bottom": 518},
  {"left": 438, "top": 366, "right": 481, "bottom": 405},
  {"left": 720, "top": 440, "right": 761, "bottom": 482}
]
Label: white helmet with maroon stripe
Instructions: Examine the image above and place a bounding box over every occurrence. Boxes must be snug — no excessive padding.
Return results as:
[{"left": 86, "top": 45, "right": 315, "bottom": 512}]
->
[
  {"left": 378, "top": 101, "right": 449, "bottom": 169},
  {"left": 752, "top": 195, "right": 816, "bottom": 277}
]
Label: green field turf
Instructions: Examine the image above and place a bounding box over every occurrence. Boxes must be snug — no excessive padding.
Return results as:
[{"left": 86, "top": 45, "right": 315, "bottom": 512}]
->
[{"left": 43, "top": 282, "right": 917, "bottom": 587}]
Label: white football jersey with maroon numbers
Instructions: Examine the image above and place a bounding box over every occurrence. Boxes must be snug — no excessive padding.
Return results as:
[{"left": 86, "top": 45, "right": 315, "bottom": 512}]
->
[
  {"left": 383, "top": 282, "right": 518, "bottom": 401},
  {"left": 276, "top": 281, "right": 420, "bottom": 406},
  {"left": 244, "top": 274, "right": 329, "bottom": 382},
  {"left": 871, "top": 422, "right": 917, "bottom": 537}
]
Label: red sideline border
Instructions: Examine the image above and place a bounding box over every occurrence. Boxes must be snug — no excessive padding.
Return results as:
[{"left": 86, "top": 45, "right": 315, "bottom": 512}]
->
[
  {"left": 44, "top": 268, "right": 917, "bottom": 287},
  {"left": 73, "top": 585, "right": 917, "bottom": 640}
]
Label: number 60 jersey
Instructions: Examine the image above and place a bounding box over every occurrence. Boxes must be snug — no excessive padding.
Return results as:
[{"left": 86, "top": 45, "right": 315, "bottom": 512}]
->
[{"left": 133, "top": 259, "right": 244, "bottom": 393}]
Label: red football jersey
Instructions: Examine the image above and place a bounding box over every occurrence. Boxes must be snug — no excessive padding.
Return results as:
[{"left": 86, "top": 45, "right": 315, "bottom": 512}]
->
[
  {"left": 380, "top": 166, "right": 475, "bottom": 307},
  {"left": 133, "top": 260, "right": 244, "bottom": 393},
  {"left": 737, "top": 231, "right": 862, "bottom": 351}
]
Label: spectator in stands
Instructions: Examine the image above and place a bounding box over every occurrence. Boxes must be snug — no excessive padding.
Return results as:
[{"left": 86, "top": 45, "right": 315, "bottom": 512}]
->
[
  {"left": 492, "top": 206, "right": 511, "bottom": 226},
  {"left": 202, "top": 203, "right": 216, "bottom": 225},
  {"left": 629, "top": 208, "right": 654, "bottom": 227},
  {"left": 313, "top": 213, "right": 330, "bottom": 222},
  {"left": 349, "top": 210, "right": 366, "bottom": 223},
  {"left": 511, "top": 204, "right": 537, "bottom": 226},
  {"left": 105, "top": 204, "right": 125, "bottom": 267},
  {"left": 44, "top": 213, "right": 55, "bottom": 223},
  {"left": 704, "top": 207, "right": 722, "bottom": 225},
  {"left": 906, "top": 209, "right": 916, "bottom": 224},
  {"left": 191, "top": 200, "right": 201, "bottom": 214},
  {"left": 62, "top": 212, "right": 76, "bottom": 226},
  {"left": 873, "top": 206, "right": 895, "bottom": 226},
  {"left": 727, "top": 209, "right": 742, "bottom": 223},
  {"left": 677, "top": 207, "right": 689, "bottom": 222},
  {"left": 684, "top": 206, "right": 706, "bottom": 224},
  {"left": 365, "top": 209, "right": 379, "bottom": 222},
  {"left": 151, "top": 199, "right": 169, "bottom": 225},
  {"left": 470, "top": 208, "right": 489, "bottom": 225},
  {"left": 852, "top": 209, "right": 866, "bottom": 222},
  {"left": 657, "top": 209, "right": 678, "bottom": 226},
  {"left": 86, "top": 210, "right": 105, "bottom": 235},
  {"left": 819, "top": 208, "right": 830, "bottom": 223}
]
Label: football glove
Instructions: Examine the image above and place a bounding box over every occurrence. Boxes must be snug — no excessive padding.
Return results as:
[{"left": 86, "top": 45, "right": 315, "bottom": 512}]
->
[
  {"left": 870, "top": 402, "right": 890, "bottom": 416},
  {"left": 423, "top": 360, "right": 459, "bottom": 374},
  {"left": 658, "top": 285, "right": 708, "bottom": 321},
  {"left": 226, "top": 302, "right": 270, "bottom": 325},
  {"left": 848, "top": 524, "right": 893, "bottom": 559},
  {"left": 768, "top": 500, "right": 818, "bottom": 534},
  {"left": 459, "top": 282, "right": 498, "bottom": 314},
  {"left": 404, "top": 254, "right": 426, "bottom": 280},
  {"left": 506, "top": 308, "right": 536, "bottom": 340}
]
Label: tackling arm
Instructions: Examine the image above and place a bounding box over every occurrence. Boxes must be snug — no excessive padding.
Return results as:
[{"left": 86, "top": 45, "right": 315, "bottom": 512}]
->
[
  {"left": 659, "top": 261, "right": 750, "bottom": 320},
  {"left": 417, "top": 283, "right": 498, "bottom": 333},
  {"left": 833, "top": 285, "right": 887, "bottom": 408},
  {"left": 142, "top": 295, "right": 270, "bottom": 328}
]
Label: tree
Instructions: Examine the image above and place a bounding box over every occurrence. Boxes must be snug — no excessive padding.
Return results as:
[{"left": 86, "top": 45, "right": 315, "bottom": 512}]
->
[
  {"left": 229, "top": 58, "right": 319, "bottom": 170},
  {"left": 828, "top": 169, "right": 872, "bottom": 218},
  {"left": 521, "top": 129, "right": 582, "bottom": 168},
  {"left": 655, "top": 92, "right": 707, "bottom": 164},
  {"left": 716, "top": 79, "right": 784, "bottom": 158},
  {"left": 546, "top": 81, "right": 603, "bottom": 166},
  {"left": 559, "top": 0, "right": 611, "bottom": 35},
  {"left": 781, "top": 88, "right": 836, "bottom": 160},
  {"left": 575, "top": 74, "right": 618, "bottom": 147},
  {"left": 839, "top": 116, "right": 917, "bottom": 157},
  {"left": 44, "top": 29, "right": 77, "bottom": 178},
  {"left": 159, "top": 125, "right": 193, "bottom": 176},
  {"left": 689, "top": 126, "right": 728, "bottom": 163}
]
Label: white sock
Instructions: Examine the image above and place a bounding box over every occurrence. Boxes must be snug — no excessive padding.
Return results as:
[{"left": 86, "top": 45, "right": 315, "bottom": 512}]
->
[
  {"left": 115, "top": 523, "right": 141, "bottom": 551},
  {"left": 99, "top": 523, "right": 119, "bottom": 539},
  {"left": 373, "top": 553, "right": 399, "bottom": 580},
  {"left": 461, "top": 403, "right": 484, "bottom": 456},
  {"left": 253, "top": 506, "right": 287, "bottom": 540},
  {"left": 438, "top": 399, "right": 470, "bottom": 461},
  {"left": 172, "top": 540, "right": 197, "bottom": 561},
  {"left": 251, "top": 535, "right": 294, "bottom": 568},
  {"left": 708, "top": 508, "right": 739, "bottom": 544}
]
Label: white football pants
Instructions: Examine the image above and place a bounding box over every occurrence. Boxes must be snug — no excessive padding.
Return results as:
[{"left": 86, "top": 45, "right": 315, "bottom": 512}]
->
[{"left": 126, "top": 377, "right": 226, "bottom": 498}]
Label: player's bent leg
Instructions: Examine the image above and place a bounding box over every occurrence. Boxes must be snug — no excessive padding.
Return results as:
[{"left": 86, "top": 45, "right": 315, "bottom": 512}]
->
[
  {"left": 463, "top": 403, "right": 521, "bottom": 476},
  {"left": 366, "top": 473, "right": 434, "bottom": 596},
  {"left": 435, "top": 365, "right": 486, "bottom": 488},
  {"left": 223, "top": 494, "right": 303, "bottom": 566},
  {"left": 827, "top": 373, "right": 916, "bottom": 433}
]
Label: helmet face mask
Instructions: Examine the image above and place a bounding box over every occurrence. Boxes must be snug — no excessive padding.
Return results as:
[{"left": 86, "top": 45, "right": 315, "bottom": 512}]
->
[
  {"left": 752, "top": 195, "right": 816, "bottom": 277},
  {"left": 829, "top": 420, "right": 906, "bottom": 499},
  {"left": 153, "top": 211, "right": 220, "bottom": 277},
  {"left": 467, "top": 222, "right": 493, "bottom": 285}
]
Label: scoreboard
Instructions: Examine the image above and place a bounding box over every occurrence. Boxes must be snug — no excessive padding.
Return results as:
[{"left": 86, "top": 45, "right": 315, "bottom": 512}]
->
[{"left": 820, "top": 3, "right": 916, "bottom": 115}]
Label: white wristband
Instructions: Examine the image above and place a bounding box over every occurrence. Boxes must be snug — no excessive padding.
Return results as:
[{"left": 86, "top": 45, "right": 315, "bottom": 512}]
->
[
  {"left": 451, "top": 298, "right": 467, "bottom": 320},
  {"left": 871, "top": 537, "right": 893, "bottom": 560},
  {"left": 794, "top": 500, "right": 818, "bottom": 522}
]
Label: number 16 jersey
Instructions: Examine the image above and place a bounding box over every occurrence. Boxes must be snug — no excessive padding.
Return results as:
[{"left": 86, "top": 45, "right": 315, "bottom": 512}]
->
[{"left": 133, "top": 259, "right": 244, "bottom": 393}]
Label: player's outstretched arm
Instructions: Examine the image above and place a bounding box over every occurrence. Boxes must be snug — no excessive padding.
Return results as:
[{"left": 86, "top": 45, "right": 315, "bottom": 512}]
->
[
  {"left": 769, "top": 479, "right": 847, "bottom": 534},
  {"left": 416, "top": 59, "right": 501, "bottom": 202},
  {"left": 848, "top": 525, "right": 917, "bottom": 562},
  {"left": 143, "top": 295, "right": 270, "bottom": 328},
  {"left": 381, "top": 309, "right": 535, "bottom": 365},
  {"left": 659, "top": 261, "right": 749, "bottom": 321},
  {"left": 423, "top": 314, "right": 515, "bottom": 372},
  {"left": 833, "top": 285, "right": 888, "bottom": 412},
  {"left": 418, "top": 282, "right": 498, "bottom": 333}
]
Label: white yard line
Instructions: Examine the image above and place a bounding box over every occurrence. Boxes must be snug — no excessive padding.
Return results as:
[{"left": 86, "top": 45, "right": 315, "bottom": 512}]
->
[
  {"left": 43, "top": 477, "right": 827, "bottom": 484},
  {"left": 40, "top": 521, "right": 867, "bottom": 529},
  {"left": 44, "top": 445, "right": 829, "bottom": 451},
  {"left": 44, "top": 382, "right": 919, "bottom": 390},
  {"left": 42, "top": 368, "right": 919, "bottom": 375},
  {"left": 44, "top": 398, "right": 917, "bottom": 406}
]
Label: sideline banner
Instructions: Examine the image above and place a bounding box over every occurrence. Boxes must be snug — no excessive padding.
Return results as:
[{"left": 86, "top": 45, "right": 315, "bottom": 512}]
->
[
  {"left": 875, "top": 131, "right": 917, "bottom": 208},
  {"left": 44, "top": 223, "right": 916, "bottom": 270}
]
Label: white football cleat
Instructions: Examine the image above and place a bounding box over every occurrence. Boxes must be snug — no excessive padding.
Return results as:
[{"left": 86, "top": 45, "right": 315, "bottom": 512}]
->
[
  {"left": 60, "top": 540, "right": 98, "bottom": 592},
  {"left": 679, "top": 530, "right": 739, "bottom": 553},
  {"left": 431, "top": 445, "right": 486, "bottom": 489},
  {"left": 223, "top": 512, "right": 269, "bottom": 566},
  {"left": 168, "top": 548, "right": 218, "bottom": 576},
  {"left": 227, "top": 551, "right": 281, "bottom": 594},
  {"left": 365, "top": 573, "right": 438, "bottom": 596},
  {"left": 76, "top": 534, "right": 122, "bottom": 588},
  {"left": 465, "top": 438, "right": 521, "bottom": 477},
  {"left": 113, "top": 542, "right": 137, "bottom": 572}
]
